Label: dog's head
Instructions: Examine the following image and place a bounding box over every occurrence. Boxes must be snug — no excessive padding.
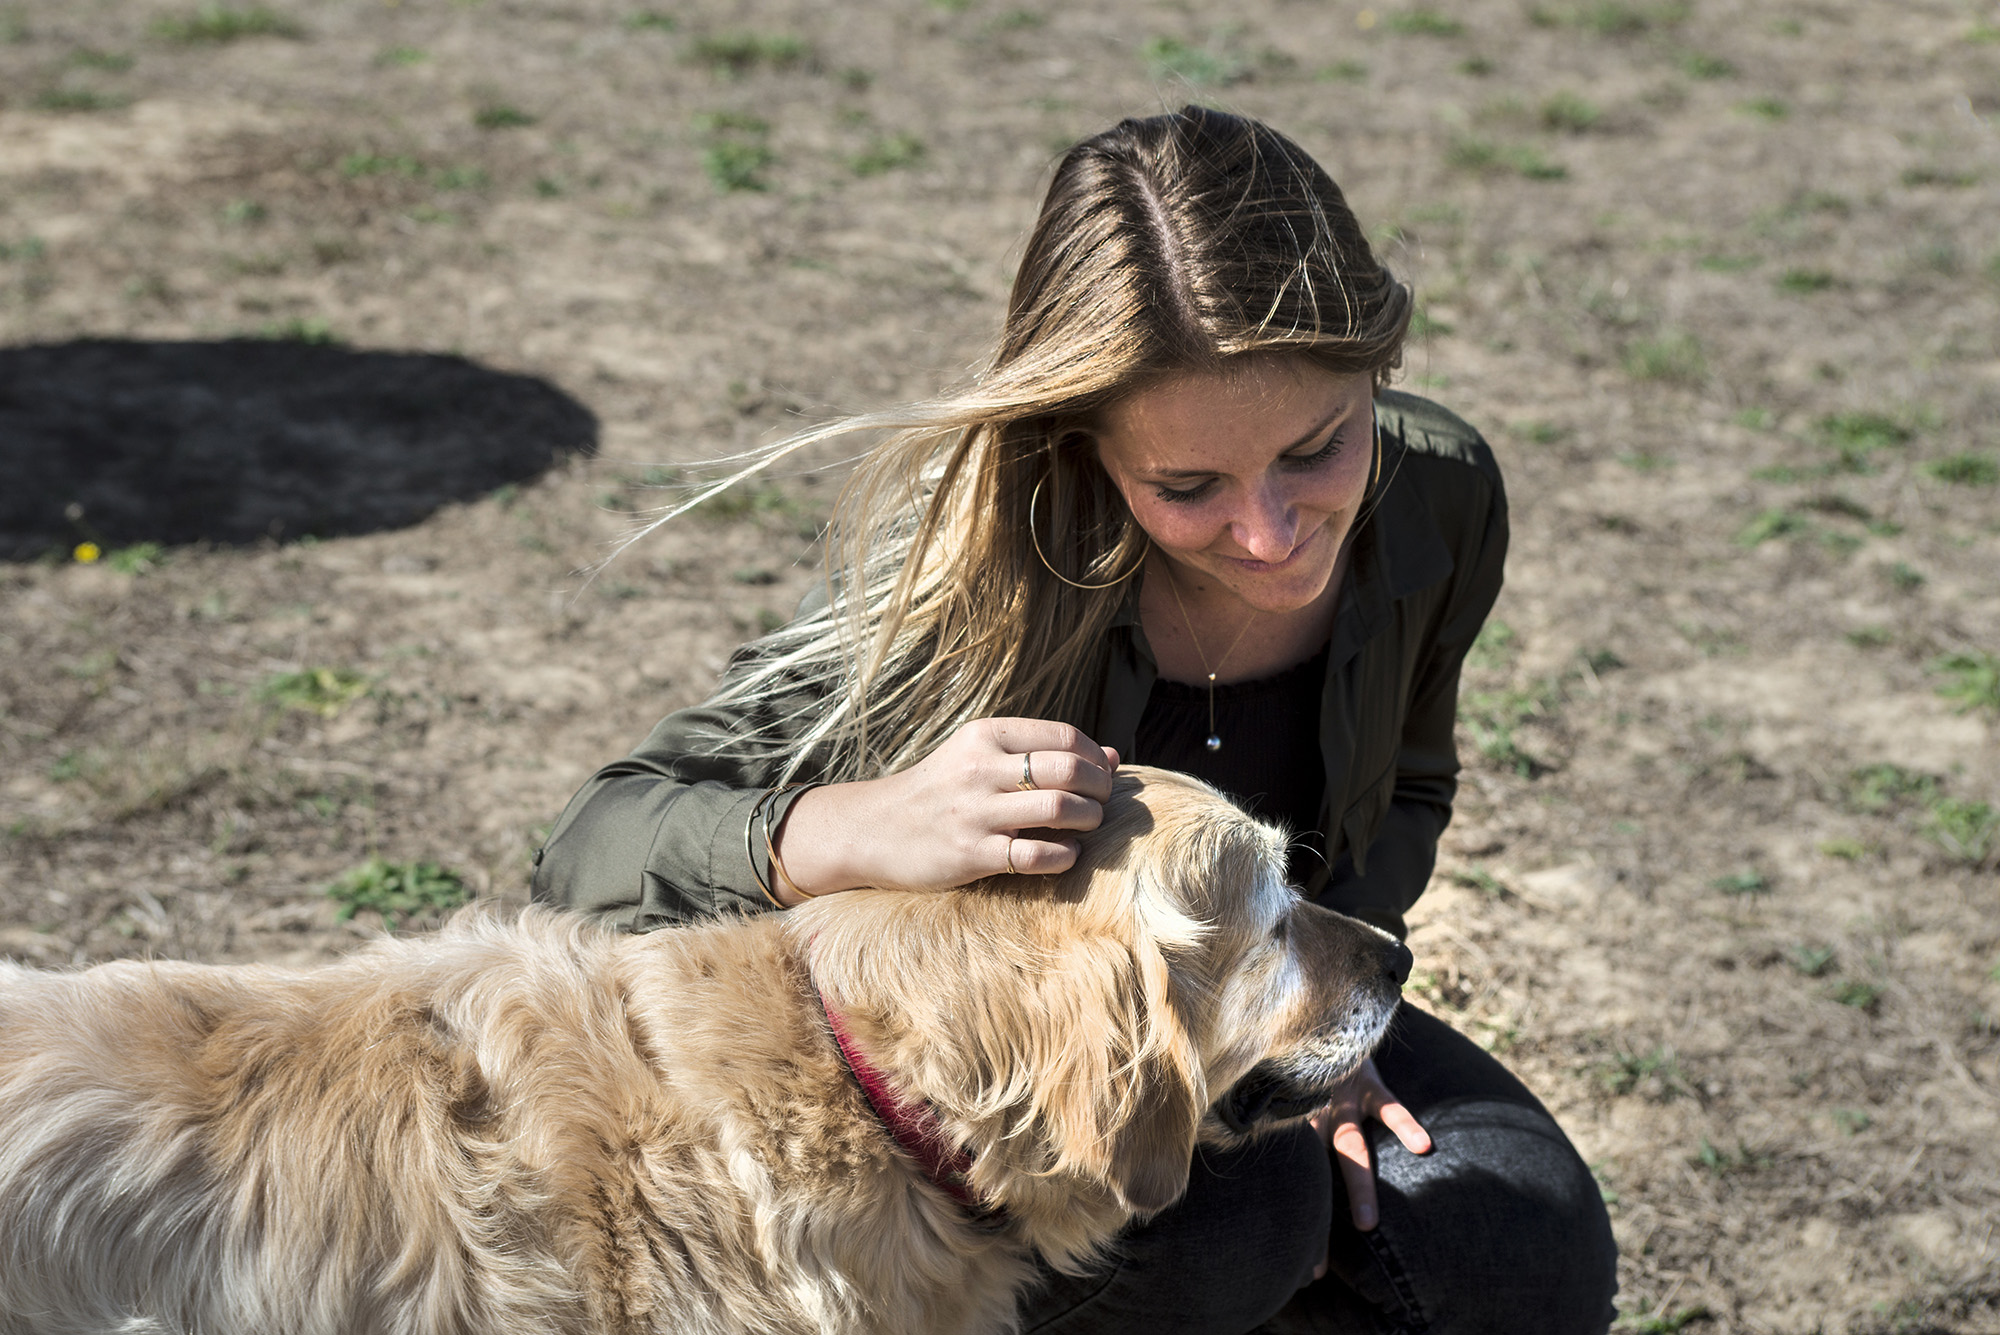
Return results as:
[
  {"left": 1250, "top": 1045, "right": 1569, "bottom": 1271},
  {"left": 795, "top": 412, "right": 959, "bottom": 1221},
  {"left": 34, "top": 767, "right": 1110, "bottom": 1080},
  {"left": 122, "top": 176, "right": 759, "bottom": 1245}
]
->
[{"left": 791, "top": 766, "right": 1407, "bottom": 1262}]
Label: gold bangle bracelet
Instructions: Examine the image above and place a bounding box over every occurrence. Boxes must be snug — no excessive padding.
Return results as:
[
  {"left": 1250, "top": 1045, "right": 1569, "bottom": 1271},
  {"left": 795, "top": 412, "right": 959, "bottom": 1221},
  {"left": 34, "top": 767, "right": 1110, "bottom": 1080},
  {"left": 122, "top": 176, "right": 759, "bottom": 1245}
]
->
[
  {"left": 744, "top": 787, "right": 786, "bottom": 910},
  {"left": 764, "top": 782, "right": 823, "bottom": 900}
]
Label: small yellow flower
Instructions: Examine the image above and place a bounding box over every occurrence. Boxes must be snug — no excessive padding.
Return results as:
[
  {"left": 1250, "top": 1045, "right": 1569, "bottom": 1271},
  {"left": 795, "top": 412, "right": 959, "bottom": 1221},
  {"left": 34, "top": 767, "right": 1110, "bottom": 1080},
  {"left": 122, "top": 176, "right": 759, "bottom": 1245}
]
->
[
  {"left": 73, "top": 542, "right": 101, "bottom": 564},
  {"left": 1357, "top": 8, "right": 1378, "bottom": 28}
]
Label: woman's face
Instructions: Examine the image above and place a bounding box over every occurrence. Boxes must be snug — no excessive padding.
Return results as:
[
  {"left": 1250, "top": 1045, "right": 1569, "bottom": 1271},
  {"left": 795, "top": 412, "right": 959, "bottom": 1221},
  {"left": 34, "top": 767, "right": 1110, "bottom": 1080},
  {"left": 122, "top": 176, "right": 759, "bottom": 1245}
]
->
[{"left": 1092, "top": 357, "right": 1376, "bottom": 615}]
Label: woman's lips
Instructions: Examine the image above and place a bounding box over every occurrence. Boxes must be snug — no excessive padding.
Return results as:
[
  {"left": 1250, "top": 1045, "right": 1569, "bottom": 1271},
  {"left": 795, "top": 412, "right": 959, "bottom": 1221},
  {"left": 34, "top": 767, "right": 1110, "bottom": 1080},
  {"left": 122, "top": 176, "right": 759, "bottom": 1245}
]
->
[{"left": 1218, "top": 523, "right": 1325, "bottom": 574}]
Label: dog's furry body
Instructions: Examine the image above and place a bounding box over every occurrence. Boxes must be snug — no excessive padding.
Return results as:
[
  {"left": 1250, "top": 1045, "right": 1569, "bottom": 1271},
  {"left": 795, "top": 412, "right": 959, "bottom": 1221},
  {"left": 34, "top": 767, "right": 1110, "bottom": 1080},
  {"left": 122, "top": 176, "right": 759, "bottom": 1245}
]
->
[{"left": 0, "top": 768, "right": 1406, "bottom": 1335}]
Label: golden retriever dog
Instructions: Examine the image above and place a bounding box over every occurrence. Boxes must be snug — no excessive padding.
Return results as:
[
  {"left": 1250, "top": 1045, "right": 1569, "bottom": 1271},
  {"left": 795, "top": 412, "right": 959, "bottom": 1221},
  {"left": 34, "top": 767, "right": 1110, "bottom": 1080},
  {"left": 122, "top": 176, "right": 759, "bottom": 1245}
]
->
[{"left": 0, "top": 766, "right": 1409, "bottom": 1335}]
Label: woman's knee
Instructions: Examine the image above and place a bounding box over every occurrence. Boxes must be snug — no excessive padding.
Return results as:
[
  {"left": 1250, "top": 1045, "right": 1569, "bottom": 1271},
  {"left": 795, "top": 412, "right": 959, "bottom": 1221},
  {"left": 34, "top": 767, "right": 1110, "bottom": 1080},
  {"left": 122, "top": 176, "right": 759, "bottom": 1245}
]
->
[
  {"left": 1021, "top": 1126, "right": 1332, "bottom": 1335},
  {"left": 1336, "top": 1098, "right": 1618, "bottom": 1334}
]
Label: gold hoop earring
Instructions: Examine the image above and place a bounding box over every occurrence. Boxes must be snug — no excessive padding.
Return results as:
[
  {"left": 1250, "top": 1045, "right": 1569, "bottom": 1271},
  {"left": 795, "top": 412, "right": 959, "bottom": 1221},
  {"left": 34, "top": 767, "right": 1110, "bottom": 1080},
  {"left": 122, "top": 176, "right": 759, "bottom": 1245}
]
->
[
  {"left": 1028, "top": 474, "right": 1148, "bottom": 591},
  {"left": 1368, "top": 415, "right": 1383, "bottom": 497}
]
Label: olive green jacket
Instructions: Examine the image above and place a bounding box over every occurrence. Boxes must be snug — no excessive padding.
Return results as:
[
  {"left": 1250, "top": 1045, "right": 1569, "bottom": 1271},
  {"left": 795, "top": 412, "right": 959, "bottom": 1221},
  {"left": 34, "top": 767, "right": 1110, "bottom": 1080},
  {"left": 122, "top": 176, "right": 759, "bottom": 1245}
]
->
[{"left": 531, "top": 390, "right": 1507, "bottom": 941}]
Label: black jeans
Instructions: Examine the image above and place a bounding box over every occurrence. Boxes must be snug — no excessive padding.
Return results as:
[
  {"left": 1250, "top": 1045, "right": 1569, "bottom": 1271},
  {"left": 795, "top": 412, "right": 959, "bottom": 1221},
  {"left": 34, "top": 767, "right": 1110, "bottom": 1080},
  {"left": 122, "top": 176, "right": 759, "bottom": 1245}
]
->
[{"left": 1017, "top": 1007, "right": 1618, "bottom": 1335}]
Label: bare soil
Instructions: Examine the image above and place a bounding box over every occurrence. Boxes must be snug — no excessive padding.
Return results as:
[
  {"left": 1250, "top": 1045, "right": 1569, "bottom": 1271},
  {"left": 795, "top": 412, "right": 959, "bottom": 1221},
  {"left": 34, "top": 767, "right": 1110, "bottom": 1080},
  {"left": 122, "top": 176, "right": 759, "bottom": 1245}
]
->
[{"left": 2, "top": 0, "right": 1997, "bottom": 1329}]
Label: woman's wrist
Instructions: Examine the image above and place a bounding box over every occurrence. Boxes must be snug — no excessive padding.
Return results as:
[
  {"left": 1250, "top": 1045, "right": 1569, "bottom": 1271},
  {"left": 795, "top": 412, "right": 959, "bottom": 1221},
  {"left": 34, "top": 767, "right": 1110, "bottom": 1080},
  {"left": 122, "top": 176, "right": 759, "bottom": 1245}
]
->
[{"left": 768, "top": 781, "right": 875, "bottom": 904}]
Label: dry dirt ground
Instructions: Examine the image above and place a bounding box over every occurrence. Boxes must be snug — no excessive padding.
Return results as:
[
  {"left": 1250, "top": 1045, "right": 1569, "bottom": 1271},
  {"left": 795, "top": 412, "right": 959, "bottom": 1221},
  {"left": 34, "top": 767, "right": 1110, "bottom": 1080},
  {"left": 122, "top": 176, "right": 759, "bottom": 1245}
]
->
[{"left": 2, "top": 0, "right": 1998, "bottom": 1329}]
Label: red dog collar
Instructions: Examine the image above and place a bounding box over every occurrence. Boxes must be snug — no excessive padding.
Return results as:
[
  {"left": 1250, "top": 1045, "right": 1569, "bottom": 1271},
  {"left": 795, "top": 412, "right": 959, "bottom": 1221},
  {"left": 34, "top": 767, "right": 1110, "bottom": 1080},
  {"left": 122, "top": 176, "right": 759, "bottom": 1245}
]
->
[{"left": 819, "top": 992, "right": 1005, "bottom": 1225}]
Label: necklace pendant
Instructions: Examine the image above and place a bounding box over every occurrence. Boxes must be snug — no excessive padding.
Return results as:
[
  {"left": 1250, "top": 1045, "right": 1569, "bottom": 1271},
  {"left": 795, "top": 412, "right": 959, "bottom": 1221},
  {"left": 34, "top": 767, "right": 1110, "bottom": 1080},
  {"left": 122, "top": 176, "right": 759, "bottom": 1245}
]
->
[{"left": 1205, "top": 734, "right": 1222, "bottom": 752}]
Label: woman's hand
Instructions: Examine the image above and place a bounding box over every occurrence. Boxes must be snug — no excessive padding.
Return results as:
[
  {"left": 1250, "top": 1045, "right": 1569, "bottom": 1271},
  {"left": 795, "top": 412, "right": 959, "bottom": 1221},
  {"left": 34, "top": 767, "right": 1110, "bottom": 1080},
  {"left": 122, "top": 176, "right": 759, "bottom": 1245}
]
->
[
  {"left": 1306, "top": 1058, "right": 1432, "bottom": 1279},
  {"left": 770, "top": 718, "right": 1120, "bottom": 899}
]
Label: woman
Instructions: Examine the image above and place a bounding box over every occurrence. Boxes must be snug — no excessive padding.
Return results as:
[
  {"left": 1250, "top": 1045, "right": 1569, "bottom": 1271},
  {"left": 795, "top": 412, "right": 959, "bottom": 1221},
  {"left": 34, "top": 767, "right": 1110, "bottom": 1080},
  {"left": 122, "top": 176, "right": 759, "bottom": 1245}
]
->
[{"left": 533, "top": 107, "right": 1617, "bottom": 1334}]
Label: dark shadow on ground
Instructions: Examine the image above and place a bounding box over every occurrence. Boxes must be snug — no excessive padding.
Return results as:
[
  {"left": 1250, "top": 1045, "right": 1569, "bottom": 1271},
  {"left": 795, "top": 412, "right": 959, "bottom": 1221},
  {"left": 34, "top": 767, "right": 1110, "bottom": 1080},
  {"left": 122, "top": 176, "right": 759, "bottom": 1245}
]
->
[{"left": 0, "top": 339, "right": 598, "bottom": 560}]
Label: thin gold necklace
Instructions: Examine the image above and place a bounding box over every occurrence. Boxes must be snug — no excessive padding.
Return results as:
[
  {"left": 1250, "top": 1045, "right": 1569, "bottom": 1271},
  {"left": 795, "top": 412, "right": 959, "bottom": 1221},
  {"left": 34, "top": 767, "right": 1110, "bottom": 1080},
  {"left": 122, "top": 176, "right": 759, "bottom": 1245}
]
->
[{"left": 1163, "top": 568, "right": 1259, "bottom": 753}]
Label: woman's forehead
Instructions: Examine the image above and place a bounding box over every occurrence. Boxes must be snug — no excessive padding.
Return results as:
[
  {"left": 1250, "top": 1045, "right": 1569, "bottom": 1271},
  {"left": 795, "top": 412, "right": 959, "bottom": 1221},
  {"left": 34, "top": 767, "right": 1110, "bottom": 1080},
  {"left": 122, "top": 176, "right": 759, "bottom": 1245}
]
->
[{"left": 1093, "top": 359, "right": 1373, "bottom": 470}]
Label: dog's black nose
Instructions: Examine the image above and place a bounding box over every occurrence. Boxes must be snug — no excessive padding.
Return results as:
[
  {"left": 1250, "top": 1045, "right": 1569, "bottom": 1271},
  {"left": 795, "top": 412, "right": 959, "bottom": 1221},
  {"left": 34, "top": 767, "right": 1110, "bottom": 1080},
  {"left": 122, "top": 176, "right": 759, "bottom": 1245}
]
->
[{"left": 1384, "top": 939, "right": 1413, "bottom": 987}]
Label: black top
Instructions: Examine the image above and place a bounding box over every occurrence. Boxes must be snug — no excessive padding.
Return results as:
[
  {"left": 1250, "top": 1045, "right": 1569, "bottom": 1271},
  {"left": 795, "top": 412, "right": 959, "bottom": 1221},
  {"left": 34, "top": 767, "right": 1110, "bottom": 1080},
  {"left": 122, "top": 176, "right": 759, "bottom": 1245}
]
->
[{"left": 1133, "top": 641, "right": 1331, "bottom": 886}]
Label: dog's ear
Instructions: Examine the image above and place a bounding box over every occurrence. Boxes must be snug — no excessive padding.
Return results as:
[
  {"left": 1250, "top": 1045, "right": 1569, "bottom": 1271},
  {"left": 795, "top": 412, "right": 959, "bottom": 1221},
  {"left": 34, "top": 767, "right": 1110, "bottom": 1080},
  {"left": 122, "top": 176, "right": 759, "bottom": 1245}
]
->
[
  {"left": 1096, "top": 955, "right": 1200, "bottom": 1215},
  {"left": 794, "top": 884, "right": 1208, "bottom": 1216}
]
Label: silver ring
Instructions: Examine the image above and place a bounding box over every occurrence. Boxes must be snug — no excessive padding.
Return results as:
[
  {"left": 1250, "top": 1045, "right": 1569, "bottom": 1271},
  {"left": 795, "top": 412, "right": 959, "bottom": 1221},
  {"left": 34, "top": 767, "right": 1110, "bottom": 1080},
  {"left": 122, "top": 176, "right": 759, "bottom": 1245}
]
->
[
  {"left": 1018, "top": 753, "right": 1037, "bottom": 792},
  {"left": 1004, "top": 838, "right": 1019, "bottom": 874}
]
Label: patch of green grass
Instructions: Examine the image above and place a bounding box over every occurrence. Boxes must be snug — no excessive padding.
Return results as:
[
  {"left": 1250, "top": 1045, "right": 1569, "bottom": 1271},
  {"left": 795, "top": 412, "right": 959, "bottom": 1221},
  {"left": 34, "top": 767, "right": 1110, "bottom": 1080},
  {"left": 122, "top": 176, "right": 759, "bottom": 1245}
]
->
[
  {"left": 260, "top": 666, "right": 371, "bottom": 718},
  {"left": 341, "top": 151, "right": 424, "bottom": 179},
  {"left": 1844, "top": 626, "right": 1892, "bottom": 649},
  {"left": 1532, "top": 1, "right": 1688, "bottom": 35},
  {"left": 1616, "top": 1304, "right": 1711, "bottom": 1334},
  {"left": 1694, "top": 1136, "right": 1770, "bottom": 1176},
  {"left": 1510, "top": 420, "right": 1569, "bottom": 444},
  {"left": 1801, "top": 493, "right": 1869, "bottom": 521},
  {"left": 1926, "top": 798, "right": 1997, "bottom": 865},
  {"left": 0, "top": 236, "right": 47, "bottom": 262},
  {"left": 107, "top": 542, "right": 164, "bottom": 573},
  {"left": 1455, "top": 54, "right": 1493, "bottom": 75},
  {"left": 1319, "top": 58, "right": 1371, "bottom": 80},
  {"left": 694, "top": 113, "right": 776, "bottom": 192},
  {"left": 1541, "top": 91, "right": 1600, "bottom": 132},
  {"left": 1445, "top": 136, "right": 1567, "bottom": 179},
  {"left": 1699, "top": 253, "right": 1760, "bottom": 272},
  {"left": 850, "top": 132, "right": 925, "bottom": 176},
  {"left": 690, "top": 31, "right": 812, "bottom": 75},
  {"left": 1678, "top": 51, "right": 1735, "bottom": 78},
  {"left": 153, "top": 5, "right": 302, "bottom": 43},
  {"left": 1815, "top": 411, "right": 1911, "bottom": 471},
  {"left": 1776, "top": 267, "right": 1836, "bottom": 293},
  {"left": 374, "top": 44, "right": 426, "bottom": 65},
  {"left": 1884, "top": 561, "right": 1924, "bottom": 592},
  {"left": 1788, "top": 943, "right": 1837, "bottom": 976},
  {"left": 47, "top": 750, "right": 90, "bottom": 782},
  {"left": 1900, "top": 165, "right": 1976, "bottom": 188},
  {"left": 1458, "top": 682, "right": 1555, "bottom": 776},
  {"left": 1466, "top": 619, "right": 1518, "bottom": 671},
  {"left": 473, "top": 103, "right": 535, "bottom": 130},
  {"left": 1923, "top": 452, "right": 1999, "bottom": 486},
  {"left": 326, "top": 858, "right": 469, "bottom": 930},
  {"left": 31, "top": 87, "right": 125, "bottom": 112},
  {"left": 1139, "top": 36, "right": 1245, "bottom": 86},
  {"left": 70, "top": 47, "right": 134, "bottom": 70},
  {"left": 434, "top": 166, "right": 489, "bottom": 190},
  {"left": 1408, "top": 308, "right": 1454, "bottom": 338},
  {"left": 1833, "top": 980, "right": 1882, "bottom": 1012},
  {"left": 1623, "top": 331, "right": 1704, "bottom": 383},
  {"left": 623, "top": 10, "right": 677, "bottom": 31},
  {"left": 1738, "top": 96, "right": 1788, "bottom": 120},
  {"left": 1385, "top": 9, "right": 1464, "bottom": 36},
  {"left": 1598, "top": 1045, "right": 1693, "bottom": 1099},
  {"left": 1830, "top": 1107, "right": 1872, "bottom": 1134},
  {"left": 254, "top": 316, "right": 338, "bottom": 344},
  {"left": 1710, "top": 868, "right": 1770, "bottom": 895},
  {"left": 696, "top": 479, "right": 817, "bottom": 531},
  {"left": 702, "top": 140, "right": 776, "bottom": 192},
  {"left": 1932, "top": 652, "right": 2000, "bottom": 715},
  {"left": 1846, "top": 763, "right": 1938, "bottom": 814},
  {"left": 221, "top": 198, "right": 267, "bottom": 224},
  {"left": 1735, "top": 508, "right": 1806, "bottom": 547},
  {"left": 1448, "top": 864, "right": 1508, "bottom": 897}
]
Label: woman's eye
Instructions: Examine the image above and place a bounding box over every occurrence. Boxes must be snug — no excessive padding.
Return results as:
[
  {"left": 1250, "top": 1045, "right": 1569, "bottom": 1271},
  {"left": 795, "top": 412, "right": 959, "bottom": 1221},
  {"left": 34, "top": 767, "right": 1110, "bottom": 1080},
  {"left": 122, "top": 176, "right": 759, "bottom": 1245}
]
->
[
  {"left": 1282, "top": 433, "right": 1343, "bottom": 469},
  {"left": 1153, "top": 479, "right": 1217, "bottom": 505}
]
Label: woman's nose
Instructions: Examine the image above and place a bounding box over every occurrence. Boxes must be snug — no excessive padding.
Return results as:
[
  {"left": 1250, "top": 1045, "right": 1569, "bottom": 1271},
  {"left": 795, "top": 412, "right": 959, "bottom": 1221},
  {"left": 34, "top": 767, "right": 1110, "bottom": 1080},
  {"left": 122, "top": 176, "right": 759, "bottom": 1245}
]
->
[{"left": 1228, "top": 483, "right": 1299, "bottom": 561}]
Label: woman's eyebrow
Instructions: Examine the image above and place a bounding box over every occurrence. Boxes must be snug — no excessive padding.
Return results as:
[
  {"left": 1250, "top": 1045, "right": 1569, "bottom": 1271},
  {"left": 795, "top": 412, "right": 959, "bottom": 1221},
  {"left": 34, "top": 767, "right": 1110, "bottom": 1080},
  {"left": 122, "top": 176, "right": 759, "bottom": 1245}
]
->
[{"left": 1145, "top": 403, "right": 1359, "bottom": 480}]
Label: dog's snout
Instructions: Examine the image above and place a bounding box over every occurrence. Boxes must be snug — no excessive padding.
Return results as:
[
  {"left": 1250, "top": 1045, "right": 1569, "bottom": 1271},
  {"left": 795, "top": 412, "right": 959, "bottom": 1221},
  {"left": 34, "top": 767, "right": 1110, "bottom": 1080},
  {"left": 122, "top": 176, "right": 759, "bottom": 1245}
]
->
[{"left": 1384, "top": 938, "right": 1413, "bottom": 987}]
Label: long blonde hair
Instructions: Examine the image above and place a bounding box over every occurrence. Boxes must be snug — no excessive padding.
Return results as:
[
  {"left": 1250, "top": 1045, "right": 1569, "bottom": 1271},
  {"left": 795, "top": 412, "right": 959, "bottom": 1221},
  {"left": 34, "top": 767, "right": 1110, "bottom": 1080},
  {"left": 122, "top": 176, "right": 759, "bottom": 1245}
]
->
[{"left": 642, "top": 107, "right": 1412, "bottom": 783}]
